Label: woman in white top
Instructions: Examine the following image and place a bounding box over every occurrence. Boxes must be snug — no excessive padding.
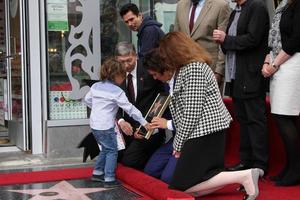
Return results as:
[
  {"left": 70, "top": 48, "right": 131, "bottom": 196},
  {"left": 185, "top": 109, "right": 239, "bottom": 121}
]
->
[{"left": 84, "top": 57, "right": 150, "bottom": 188}]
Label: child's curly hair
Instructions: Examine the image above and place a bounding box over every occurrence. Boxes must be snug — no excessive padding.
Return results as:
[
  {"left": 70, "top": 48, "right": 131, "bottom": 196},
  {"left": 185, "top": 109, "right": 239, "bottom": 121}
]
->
[{"left": 100, "top": 57, "right": 126, "bottom": 81}]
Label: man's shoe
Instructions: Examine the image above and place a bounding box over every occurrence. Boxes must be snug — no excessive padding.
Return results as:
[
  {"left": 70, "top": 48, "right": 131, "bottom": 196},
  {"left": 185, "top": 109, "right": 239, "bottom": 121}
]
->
[
  {"left": 104, "top": 180, "right": 121, "bottom": 188},
  {"left": 91, "top": 174, "right": 104, "bottom": 182},
  {"left": 227, "top": 163, "right": 250, "bottom": 171}
]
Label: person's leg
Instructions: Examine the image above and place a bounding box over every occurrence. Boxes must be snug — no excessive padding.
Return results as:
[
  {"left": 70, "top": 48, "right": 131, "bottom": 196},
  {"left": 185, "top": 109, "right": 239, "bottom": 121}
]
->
[
  {"left": 187, "top": 187, "right": 223, "bottom": 197},
  {"left": 91, "top": 129, "right": 105, "bottom": 177},
  {"left": 232, "top": 98, "right": 252, "bottom": 167},
  {"left": 270, "top": 114, "right": 291, "bottom": 181},
  {"left": 102, "top": 128, "right": 118, "bottom": 182},
  {"left": 144, "top": 139, "right": 173, "bottom": 179},
  {"left": 161, "top": 154, "right": 177, "bottom": 184},
  {"left": 185, "top": 169, "right": 262, "bottom": 198},
  {"left": 122, "top": 131, "right": 165, "bottom": 169},
  {"left": 273, "top": 114, "right": 300, "bottom": 185},
  {"left": 245, "top": 96, "right": 268, "bottom": 173}
]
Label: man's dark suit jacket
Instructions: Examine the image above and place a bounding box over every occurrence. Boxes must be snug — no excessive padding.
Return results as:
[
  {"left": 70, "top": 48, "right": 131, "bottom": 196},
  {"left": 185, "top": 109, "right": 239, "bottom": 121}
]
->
[
  {"left": 221, "top": 0, "right": 270, "bottom": 99},
  {"left": 118, "top": 59, "right": 165, "bottom": 169},
  {"left": 119, "top": 60, "right": 165, "bottom": 130}
]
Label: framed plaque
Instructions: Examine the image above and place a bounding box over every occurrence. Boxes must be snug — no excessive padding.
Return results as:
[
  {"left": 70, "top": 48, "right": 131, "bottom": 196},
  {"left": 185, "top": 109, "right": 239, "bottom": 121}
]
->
[{"left": 137, "top": 93, "right": 171, "bottom": 139}]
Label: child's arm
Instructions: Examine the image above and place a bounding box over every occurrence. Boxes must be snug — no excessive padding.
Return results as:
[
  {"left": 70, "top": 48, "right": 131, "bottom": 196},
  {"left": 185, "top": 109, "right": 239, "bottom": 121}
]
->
[
  {"left": 84, "top": 90, "right": 92, "bottom": 108},
  {"left": 116, "top": 91, "right": 148, "bottom": 127}
]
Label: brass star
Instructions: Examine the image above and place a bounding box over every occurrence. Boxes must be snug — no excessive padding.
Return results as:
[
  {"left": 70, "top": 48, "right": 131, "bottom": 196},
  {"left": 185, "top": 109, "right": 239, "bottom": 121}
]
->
[{"left": 7, "top": 180, "right": 111, "bottom": 200}]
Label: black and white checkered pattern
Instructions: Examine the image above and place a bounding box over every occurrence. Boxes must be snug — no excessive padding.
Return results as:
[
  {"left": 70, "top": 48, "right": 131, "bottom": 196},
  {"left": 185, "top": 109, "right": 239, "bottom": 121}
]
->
[{"left": 170, "top": 62, "right": 232, "bottom": 152}]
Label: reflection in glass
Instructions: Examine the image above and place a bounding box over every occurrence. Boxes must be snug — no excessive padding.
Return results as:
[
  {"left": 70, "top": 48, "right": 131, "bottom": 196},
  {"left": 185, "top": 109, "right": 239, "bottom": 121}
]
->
[
  {"left": 46, "top": 0, "right": 132, "bottom": 120},
  {"left": 153, "top": 0, "right": 177, "bottom": 33},
  {"left": 9, "top": 0, "right": 23, "bottom": 121}
]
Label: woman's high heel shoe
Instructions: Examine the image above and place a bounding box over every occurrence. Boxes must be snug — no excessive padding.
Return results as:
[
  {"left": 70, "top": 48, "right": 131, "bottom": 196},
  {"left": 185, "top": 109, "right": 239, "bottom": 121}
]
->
[
  {"left": 238, "top": 168, "right": 264, "bottom": 194},
  {"left": 242, "top": 168, "right": 260, "bottom": 200},
  {"left": 243, "top": 194, "right": 256, "bottom": 200}
]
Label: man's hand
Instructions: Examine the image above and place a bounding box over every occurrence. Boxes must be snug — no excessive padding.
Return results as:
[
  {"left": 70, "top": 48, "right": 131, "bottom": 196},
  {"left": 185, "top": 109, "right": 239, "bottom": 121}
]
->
[
  {"left": 119, "top": 120, "right": 133, "bottom": 136},
  {"left": 213, "top": 29, "right": 226, "bottom": 44},
  {"left": 134, "top": 130, "right": 144, "bottom": 139},
  {"left": 150, "top": 117, "right": 167, "bottom": 129}
]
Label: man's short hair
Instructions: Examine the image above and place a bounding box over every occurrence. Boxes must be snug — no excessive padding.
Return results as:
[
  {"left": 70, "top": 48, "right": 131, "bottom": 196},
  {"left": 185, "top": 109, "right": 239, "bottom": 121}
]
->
[
  {"left": 119, "top": 3, "right": 139, "bottom": 17},
  {"left": 115, "top": 41, "right": 136, "bottom": 56}
]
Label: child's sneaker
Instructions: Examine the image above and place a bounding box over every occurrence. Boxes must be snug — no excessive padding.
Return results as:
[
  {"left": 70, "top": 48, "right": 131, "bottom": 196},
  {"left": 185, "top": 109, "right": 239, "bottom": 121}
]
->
[
  {"left": 91, "top": 174, "right": 104, "bottom": 182},
  {"left": 104, "top": 180, "right": 121, "bottom": 188}
]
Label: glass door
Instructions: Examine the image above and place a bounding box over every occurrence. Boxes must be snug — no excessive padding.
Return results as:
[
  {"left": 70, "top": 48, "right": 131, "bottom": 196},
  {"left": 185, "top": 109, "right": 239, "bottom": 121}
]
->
[
  {"left": 0, "top": 0, "right": 29, "bottom": 150},
  {"left": 0, "top": 0, "right": 9, "bottom": 146}
]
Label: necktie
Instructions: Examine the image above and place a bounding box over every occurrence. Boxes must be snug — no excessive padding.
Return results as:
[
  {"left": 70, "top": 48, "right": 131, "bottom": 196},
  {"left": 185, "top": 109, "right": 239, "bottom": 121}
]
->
[
  {"left": 189, "top": 3, "right": 198, "bottom": 33},
  {"left": 127, "top": 73, "right": 135, "bottom": 103},
  {"left": 164, "top": 83, "right": 170, "bottom": 94}
]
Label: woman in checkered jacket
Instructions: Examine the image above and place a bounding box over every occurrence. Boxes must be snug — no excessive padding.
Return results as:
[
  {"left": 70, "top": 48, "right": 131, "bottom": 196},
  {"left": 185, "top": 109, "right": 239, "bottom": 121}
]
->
[{"left": 148, "top": 32, "right": 263, "bottom": 200}]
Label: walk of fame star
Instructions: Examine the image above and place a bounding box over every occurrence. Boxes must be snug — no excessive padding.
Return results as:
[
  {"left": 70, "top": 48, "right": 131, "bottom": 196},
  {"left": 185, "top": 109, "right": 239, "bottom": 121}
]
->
[{"left": 7, "top": 180, "right": 111, "bottom": 200}]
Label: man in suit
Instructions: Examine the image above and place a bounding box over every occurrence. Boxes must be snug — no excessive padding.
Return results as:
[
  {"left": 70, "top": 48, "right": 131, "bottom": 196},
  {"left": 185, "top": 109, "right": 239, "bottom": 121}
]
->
[
  {"left": 115, "top": 41, "right": 165, "bottom": 170},
  {"left": 174, "top": 0, "right": 231, "bottom": 86},
  {"left": 213, "top": 0, "right": 269, "bottom": 174}
]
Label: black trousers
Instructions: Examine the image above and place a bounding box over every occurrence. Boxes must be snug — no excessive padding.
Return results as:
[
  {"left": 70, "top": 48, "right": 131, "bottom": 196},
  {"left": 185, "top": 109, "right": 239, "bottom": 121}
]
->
[
  {"left": 233, "top": 96, "right": 268, "bottom": 171},
  {"left": 120, "top": 131, "right": 165, "bottom": 170}
]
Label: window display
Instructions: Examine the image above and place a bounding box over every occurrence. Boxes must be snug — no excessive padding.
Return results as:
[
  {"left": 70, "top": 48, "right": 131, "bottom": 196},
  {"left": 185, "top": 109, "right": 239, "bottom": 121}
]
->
[
  {"left": 45, "top": 0, "right": 178, "bottom": 120},
  {"left": 46, "top": 0, "right": 131, "bottom": 120}
]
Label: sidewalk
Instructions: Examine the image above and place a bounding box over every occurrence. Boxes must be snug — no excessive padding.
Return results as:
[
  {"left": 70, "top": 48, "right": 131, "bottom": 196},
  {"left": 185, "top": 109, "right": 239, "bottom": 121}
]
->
[{"left": 0, "top": 148, "right": 93, "bottom": 172}]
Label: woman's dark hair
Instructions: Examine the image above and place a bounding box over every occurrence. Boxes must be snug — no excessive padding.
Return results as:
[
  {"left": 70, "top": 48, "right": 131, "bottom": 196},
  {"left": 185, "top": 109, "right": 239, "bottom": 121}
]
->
[
  {"left": 143, "top": 48, "right": 170, "bottom": 74},
  {"left": 119, "top": 3, "right": 139, "bottom": 17},
  {"left": 100, "top": 57, "right": 125, "bottom": 81}
]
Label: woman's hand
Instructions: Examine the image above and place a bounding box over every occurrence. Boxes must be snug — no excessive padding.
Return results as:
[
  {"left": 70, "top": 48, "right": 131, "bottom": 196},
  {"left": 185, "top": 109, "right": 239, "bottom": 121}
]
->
[
  {"left": 151, "top": 117, "right": 168, "bottom": 129},
  {"left": 262, "top": 63, "right": 278, "bottom": 77},
  {"left": 172, "top": 150, "right": 181, "bottom": 158}
]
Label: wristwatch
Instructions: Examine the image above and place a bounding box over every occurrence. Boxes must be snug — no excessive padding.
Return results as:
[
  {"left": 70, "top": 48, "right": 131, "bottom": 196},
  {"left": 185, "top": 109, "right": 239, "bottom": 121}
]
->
[{"left": 271, "top": 63, "right": 279, "bottom": 69}]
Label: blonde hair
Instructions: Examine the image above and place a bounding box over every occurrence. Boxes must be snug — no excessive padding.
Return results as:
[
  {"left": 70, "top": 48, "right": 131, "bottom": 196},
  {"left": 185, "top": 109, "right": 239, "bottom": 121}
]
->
[
  {"left": 159, "top": 32, "right": 212, "bottom": 70},
  {"left": 100, "top": 57, "right": 126, "bottom": 81}
]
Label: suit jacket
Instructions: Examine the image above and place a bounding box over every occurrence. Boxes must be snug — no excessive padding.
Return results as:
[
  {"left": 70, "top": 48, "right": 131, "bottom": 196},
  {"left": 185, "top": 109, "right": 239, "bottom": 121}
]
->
[
  {"left": 221, "top": 0, "right": 269, "bottom": 98},
  {"left": 170, "top": 62, "right": 232, "bottom": 152},
  {"left": 174, "top": 0, "right": 231, "bottom": 75},
  {"left": 119, "top": 60, "right": 165, "bottom": 130}
]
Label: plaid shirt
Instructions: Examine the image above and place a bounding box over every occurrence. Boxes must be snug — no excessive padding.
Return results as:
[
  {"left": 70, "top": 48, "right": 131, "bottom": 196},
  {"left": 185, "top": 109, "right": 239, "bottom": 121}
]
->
[{"left": 170, "top": 62, "right": 232, "bottom": 152}]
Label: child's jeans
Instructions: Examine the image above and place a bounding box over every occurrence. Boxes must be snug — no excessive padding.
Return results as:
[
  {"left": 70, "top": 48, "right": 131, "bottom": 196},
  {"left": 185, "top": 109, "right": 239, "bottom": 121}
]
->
[{"left": 92, "top": 128, "right": 118, "bottom": 182}]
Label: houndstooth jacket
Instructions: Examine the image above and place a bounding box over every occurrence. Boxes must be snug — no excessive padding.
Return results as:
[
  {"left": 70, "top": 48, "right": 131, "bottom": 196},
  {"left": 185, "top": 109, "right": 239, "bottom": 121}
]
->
[{"left": 170, "top": 62, "right": 232, "bottom": 152}]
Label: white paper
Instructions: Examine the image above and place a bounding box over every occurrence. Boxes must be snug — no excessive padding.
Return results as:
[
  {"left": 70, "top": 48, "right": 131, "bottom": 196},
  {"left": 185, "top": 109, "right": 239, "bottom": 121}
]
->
[{"left": 98, "top": 123, "right": 125, "bottom": 151}]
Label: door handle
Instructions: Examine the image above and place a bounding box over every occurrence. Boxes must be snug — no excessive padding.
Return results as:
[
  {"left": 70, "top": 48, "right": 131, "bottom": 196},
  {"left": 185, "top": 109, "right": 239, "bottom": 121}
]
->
[{"left": 0, "top": 53, "right": 21, "bottom": 60}]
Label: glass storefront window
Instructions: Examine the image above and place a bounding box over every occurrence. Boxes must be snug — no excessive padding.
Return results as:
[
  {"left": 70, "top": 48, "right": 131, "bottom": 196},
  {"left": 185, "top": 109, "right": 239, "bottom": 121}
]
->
[
  {"left": 45, "top": 0, "right": 131, "bottom": 120},
  {"left": 46, "top": 0, "right": 89, "bottom": 120},
  {"left": 45, "top": 0, "right": 178, "bottom": 121},
  {"left": 0, "top": 1, "right": 7, "bottom": 126},
  {"left": 153, "top": 0, "right": 177, "bottom": 33}
]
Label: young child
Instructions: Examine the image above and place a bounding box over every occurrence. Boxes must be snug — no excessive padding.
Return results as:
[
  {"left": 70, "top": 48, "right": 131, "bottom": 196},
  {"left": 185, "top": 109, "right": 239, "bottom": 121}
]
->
[{"left": 84, "top": 57, "right": 150, "bottom": 188}]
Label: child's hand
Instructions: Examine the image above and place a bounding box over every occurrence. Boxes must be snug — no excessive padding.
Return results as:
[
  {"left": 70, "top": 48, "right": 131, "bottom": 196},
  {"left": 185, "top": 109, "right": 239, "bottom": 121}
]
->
[
  {"left": 143, "top": 123, "right": 151, "bottom": 131},
  {"left": 151, "top": 117, "right": 167, "bottom": 129}
]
